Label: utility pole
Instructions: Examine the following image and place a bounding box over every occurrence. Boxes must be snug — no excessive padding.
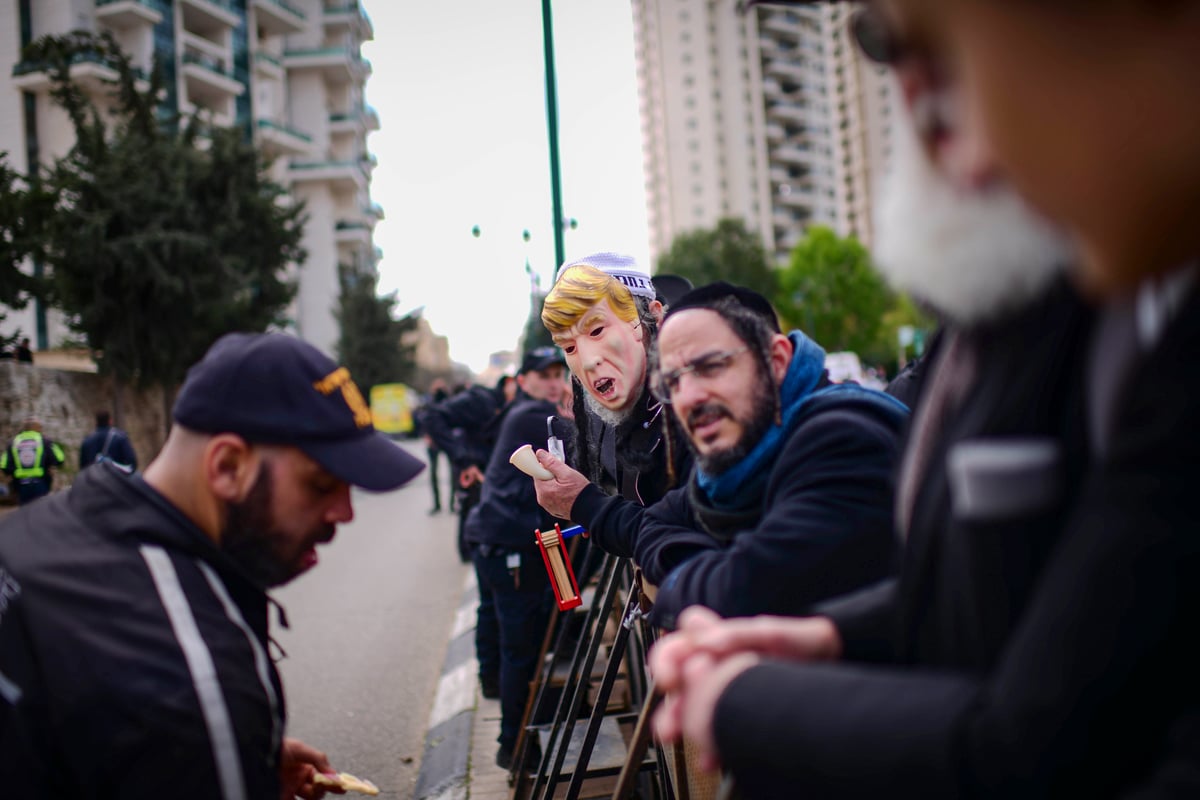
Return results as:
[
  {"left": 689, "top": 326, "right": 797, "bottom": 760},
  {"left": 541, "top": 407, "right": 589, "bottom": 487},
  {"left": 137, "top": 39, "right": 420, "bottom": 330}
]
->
[{"left": 541, "top": 0, "right": 566, "bottom": 271}]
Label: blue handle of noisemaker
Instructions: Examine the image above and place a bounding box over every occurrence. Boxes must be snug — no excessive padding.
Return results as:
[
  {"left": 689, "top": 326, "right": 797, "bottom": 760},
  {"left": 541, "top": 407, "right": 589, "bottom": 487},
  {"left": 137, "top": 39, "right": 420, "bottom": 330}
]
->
[{"left": 560, "top": 525, "right": 586, "bottom": 539}]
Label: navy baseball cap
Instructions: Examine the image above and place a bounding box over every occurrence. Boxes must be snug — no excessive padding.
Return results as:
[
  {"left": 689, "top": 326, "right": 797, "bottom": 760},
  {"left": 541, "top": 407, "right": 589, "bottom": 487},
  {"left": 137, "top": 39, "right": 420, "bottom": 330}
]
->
[
  {"left": 173, "top": 333, "right": 425, "bottom": 491},
  {"left": 519, "top": 346, "right": 566, "bottom": 375}
]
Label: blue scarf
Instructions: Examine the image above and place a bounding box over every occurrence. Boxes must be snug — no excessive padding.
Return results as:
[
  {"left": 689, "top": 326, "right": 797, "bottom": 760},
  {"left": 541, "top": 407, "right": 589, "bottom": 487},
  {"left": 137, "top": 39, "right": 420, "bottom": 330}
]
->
[{"left": 695, "top": 331, "right": 826, "bottom": 511}]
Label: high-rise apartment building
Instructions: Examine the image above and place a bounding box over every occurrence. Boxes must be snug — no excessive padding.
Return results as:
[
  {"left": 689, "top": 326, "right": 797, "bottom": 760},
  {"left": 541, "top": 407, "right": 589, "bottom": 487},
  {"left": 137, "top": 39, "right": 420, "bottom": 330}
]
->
[
  {"left": 0, "top": 0, "right": 379, "bottom": 356},
  {"left": 631, "top": 0, "right": 897, "bottom": 265}
]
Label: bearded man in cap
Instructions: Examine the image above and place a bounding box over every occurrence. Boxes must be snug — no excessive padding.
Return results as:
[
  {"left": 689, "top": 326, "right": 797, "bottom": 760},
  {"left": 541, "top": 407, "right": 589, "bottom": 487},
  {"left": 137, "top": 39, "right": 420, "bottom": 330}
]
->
[
  {"left": 534, "top": 253, "right": 694, "bottom": 562},
  {"left": 650, "top": 0, "right": 1200, "bottom": 796},
  {"left": 0, "top": 333, "right": 426, "bottom": 799}
]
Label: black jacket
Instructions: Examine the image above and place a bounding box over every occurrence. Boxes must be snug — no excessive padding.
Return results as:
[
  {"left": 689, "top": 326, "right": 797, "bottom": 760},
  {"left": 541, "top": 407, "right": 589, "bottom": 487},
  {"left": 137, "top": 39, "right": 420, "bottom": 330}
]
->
[
  {"left": 79, "top": 425, "right": 138, "bottom": 471},
  {"left": 416, "top": 384, "right": 508, "bottom": 472},
  {"left": 463, "top": 395, "right": 567, "bottom": 553},
  {"left": 711, "top": 282, "right": 1200, "bottom": 798},
  {"left": 0, "top": 464, "right": 285, "bottom": 799},
  {"left": 637, "top": 388, "right": 907, "bottom": 629},
  {"left": 568, "top": 387, "right": 693, "bottom": 557}
]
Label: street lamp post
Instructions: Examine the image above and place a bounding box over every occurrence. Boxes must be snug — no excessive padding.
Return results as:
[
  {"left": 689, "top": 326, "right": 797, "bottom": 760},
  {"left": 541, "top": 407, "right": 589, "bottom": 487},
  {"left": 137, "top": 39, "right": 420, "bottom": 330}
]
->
[{"left": 541, "top": 0, "right": 566, "bottom": 271}]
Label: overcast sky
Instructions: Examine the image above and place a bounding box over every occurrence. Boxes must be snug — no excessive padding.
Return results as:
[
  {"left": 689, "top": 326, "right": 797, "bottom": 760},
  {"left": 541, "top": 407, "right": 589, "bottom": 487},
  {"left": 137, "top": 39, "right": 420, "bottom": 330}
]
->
[{"left": 361, "top": 2, "right": 651, "bottom": 375}]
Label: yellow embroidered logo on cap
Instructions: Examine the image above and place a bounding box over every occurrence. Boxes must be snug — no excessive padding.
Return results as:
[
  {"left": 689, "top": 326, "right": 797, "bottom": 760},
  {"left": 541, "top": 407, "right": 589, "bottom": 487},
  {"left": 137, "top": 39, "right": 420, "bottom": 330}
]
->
[{"left": 313, "top": 367, "right": 372, "bottom": 428}]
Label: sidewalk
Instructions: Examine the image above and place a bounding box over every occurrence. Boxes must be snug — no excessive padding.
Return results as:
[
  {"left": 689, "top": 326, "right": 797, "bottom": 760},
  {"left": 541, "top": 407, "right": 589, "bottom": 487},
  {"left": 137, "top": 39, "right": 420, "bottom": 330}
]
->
[
  {"left": 412, "top": 570, "right": 508, "bottom": 800},
  {"left": 413, "top": 567, "right": 646, "bottom": 800}
]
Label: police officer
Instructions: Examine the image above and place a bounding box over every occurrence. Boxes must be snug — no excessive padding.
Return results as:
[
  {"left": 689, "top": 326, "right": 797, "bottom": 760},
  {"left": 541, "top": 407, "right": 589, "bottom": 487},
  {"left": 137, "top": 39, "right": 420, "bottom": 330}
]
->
[{"left": 1, "top": 417, "right": 67, "bottom": 504}]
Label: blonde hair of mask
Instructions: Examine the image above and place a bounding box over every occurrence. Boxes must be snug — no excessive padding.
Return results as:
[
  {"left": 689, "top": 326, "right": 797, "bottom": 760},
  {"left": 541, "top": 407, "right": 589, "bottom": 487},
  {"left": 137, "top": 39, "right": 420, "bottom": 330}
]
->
[{"left": 542, "top": 265, "right": 639, "bottom": 334}]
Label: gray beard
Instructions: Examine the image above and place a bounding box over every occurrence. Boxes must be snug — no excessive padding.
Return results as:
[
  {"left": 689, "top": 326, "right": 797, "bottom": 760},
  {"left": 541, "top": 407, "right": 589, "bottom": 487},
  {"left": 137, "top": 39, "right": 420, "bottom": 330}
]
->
[
  {"left": 583, "top": 385, "right": 638, "bottom": 428},
  {"left": 873, "top": 102, "right": 1075, "bottom": 325}
]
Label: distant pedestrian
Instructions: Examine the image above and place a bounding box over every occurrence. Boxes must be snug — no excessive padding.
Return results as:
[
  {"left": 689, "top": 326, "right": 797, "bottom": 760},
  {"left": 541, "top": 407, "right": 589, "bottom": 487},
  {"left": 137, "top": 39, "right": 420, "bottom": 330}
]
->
[
  {"left": 0, "top": 417, "right": 66, "bottom": 504},
  {"left": 79, "top": 410, "right": 138, "bottom": 473},
  {"left": 422, "top": 379, "right": 450, "bottom": 514},
  {"left": 14, "top": 338, "right": 32, "bottom": 363},
  {"left": 464, "top": 347, "right": 570, "bottom": 771}
]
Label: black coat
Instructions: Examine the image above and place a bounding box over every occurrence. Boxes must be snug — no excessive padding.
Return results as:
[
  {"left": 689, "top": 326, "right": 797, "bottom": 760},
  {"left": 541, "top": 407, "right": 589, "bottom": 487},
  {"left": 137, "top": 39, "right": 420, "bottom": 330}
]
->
[
  {"left": 79, "top": 425, "right": 138, "bottom": 471},
  {"left": 636, "top": 387, "right": 907, "bottom": 630},
  {"left": 712, "top": 280, "right": 1200, "bottom": 798},
  {"left": 0, "top": 464, "right": 285, "bottom": 799},
  {"left": 463, "top": 395, "right": 568, "bottom": 553},
  {"left": 416, "top": 384, "right": 508, "bottom": 473},
  {"left": 568, "top": 386, "right": 693, "bottom": 557}
]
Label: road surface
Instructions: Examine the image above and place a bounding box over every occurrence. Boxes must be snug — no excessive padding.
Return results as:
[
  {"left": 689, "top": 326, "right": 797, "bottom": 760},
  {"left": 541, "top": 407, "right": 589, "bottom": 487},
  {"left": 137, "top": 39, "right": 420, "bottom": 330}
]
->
[{"left": 274, "top": 441, "right": 468, "bottom": 799}]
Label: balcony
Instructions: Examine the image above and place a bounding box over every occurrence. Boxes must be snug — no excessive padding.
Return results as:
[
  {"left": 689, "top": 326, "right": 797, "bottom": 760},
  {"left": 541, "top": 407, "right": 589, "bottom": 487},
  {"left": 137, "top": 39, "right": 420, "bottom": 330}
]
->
[
  {"left": 180, "top": 100, "right": 234, "bottom": 129},
  {"left": 95, "top": 0, "right": 163, "bottom": 28},
  {"left": 252, "top": 0, "right": 306, "bottom": 36},
  {"left": 764, "top": 59, "right": 816, "bottom": 86},
  {"left": 256, "top": 118, "right": 313, "bottom": 157},
  {"left": 288, "top": 159, "right": 368, "bottom": 193},
  {"left": 761, "top": 12, "right": 802, "bottom": 41},
  {"left": 324, "top": 1, "right": 374, "bottom": 42},
  {"left": 180, "top": 0, "right": 240, "bottom": 35},
  {"left": 774, "top": 143, "right": 818, "bottom": 167},
  {"left": 768, "top": 102, "right": 819, "bottom": 127},
  {"left": 12, "top": 50, "right": 123, "bottom": 92},
  {"left": 284, "top": 46, "right": 370, "bottom": 85},
  {"left": 181, "top": 49, "right": 245, "bottom": 107},
  {"left": 328, "top": 104, "right": 380, "bottom": 135},
  {"left": 777, "top": 182, "right": 817, "bottom": 208},
  {"left": 335, "top": 220, "right": 372, "bottom": 246},
  {"left": 253, "top": 50, "right": 284, "bottom": 78}
]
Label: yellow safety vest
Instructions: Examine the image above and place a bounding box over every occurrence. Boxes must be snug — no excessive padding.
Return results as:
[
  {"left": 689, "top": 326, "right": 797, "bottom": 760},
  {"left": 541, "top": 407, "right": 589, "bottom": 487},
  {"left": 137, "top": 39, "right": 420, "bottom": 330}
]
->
[{"left": 2, "top": 431, "right": 64, "bottom": 480}]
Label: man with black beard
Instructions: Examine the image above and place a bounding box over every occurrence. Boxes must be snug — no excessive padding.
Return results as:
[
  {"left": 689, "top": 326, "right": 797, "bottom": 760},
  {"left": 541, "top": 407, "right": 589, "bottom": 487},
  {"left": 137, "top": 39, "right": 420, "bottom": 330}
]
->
[
  {"left": 632, "top": 283, "right": 909, "bottom": 630},
  {"left": 0, "top": 333, "right": 425, "bottom": 799}
]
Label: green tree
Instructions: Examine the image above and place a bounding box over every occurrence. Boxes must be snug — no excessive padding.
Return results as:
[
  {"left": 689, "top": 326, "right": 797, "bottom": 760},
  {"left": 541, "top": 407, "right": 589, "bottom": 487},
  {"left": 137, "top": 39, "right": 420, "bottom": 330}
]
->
[
  {"left": 26, "top": 31, "right": 302, "bottom": 388},
  {"left": 654, "top": 217, "right": 776, "bottom": 298},
  {"left": 521, "top": 291, "right": 555, "bottom": 356},
  {"left": 876, "top": 292, "right": 937, "bottom": 369},
  {"left": 775, "top": 226, "right": 893, "bottom": 357},
  {"left": 335, "top": 265, "right": 417, "bottom": 393},
  {"left": 0, "top": 153, "right": 52, "bottom": 348}
]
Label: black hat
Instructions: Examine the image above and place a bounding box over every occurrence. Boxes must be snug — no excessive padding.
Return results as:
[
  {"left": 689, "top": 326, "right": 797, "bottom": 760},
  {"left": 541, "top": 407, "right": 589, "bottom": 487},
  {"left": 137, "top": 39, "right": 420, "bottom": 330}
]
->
[
  {"left": 173, "top": 333, "right": 425, "bottom": 492},
  {"left": 651, "top": 274, "right": 695, "bottom": 308},
  {"left": 664, "top": 281, "right": 782, "bottom": 333},
  {"left": 519, "top": 346, "right": 567, "bottom": 375}
]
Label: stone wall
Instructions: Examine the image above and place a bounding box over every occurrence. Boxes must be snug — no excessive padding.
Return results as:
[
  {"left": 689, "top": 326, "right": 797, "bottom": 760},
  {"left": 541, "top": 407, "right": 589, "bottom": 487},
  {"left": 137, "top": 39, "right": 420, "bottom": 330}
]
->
[{"left": 0, "top": 361, "right": 170, "bottom": 492}]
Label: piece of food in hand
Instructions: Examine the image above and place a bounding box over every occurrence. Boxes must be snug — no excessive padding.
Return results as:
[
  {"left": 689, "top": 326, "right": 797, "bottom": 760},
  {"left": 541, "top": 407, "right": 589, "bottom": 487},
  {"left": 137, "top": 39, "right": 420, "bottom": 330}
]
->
[
  {"left": 509, "top": 444, "right": 554, "bottom": 480},
  {"left": 312, "top": 772, "right": 380, "bottom": 796}
]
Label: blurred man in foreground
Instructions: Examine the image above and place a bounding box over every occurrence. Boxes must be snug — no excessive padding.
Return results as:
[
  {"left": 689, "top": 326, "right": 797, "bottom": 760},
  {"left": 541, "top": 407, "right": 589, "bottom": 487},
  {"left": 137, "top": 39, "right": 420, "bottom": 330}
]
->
[{"left": 651, "top": 0, "right": 1200, "bottom": 796}]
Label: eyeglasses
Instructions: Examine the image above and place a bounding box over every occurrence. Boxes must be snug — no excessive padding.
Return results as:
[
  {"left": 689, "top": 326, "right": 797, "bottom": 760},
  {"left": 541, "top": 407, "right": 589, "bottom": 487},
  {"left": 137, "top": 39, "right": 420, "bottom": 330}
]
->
[
  {"left": 649, "top": 347, "right": 749, "bottom": 404},
  {"left": 848, "top": 6, "right": 909, "bottom": 66}
]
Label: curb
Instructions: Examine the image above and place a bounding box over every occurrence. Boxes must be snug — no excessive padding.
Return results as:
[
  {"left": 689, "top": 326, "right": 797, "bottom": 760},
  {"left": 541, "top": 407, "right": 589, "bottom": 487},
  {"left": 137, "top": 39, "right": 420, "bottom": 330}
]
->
[{"left": 413, "top": 571, "right": 479, "bottom": 800}]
